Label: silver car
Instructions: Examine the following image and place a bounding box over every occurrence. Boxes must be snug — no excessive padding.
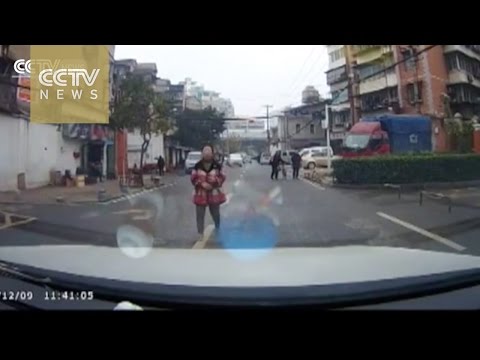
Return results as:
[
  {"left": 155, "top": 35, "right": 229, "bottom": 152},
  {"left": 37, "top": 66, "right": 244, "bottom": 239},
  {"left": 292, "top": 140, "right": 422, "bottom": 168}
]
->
[{"left": 185, "top": 151, "right": 202, "bottom": 174}]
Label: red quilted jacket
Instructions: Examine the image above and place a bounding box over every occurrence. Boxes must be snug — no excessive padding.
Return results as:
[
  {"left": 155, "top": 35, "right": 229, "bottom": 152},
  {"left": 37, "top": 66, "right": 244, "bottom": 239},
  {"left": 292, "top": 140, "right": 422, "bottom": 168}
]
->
[{"left": 191, "top": 160, "right": 226, "bottom": 206}]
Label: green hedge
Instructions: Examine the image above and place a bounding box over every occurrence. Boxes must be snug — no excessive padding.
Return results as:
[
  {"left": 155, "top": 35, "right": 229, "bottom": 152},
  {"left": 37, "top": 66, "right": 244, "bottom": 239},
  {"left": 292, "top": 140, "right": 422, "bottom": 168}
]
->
[{"left": 332, "top": 154, "right": 480, "bottom": 185}]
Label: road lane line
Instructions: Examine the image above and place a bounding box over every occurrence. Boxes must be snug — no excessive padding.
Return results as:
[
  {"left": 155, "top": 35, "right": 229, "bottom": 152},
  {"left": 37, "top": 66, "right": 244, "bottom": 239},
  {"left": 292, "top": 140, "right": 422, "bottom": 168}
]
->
[
  {"left": 376, "top": 211, "right": 466, "bottom": 252},
  {"left": 300, "top": 178, "right": 325, "bottom": 191},
  {"left": 192, "top": 224, "right": 215, "bottom": 249}
]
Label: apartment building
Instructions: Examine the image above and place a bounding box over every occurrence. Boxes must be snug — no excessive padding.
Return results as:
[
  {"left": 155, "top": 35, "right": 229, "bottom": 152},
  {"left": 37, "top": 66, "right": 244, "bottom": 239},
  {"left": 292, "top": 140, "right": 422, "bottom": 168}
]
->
[
  {"left": 326, "top": 45, "right": 351, "bottom": 143},
  {"left": 181, "top": 77, "right": 235, "bottom": 117},
  {"left": 327, "top": 45, "right": 480, "bottom": 152}
]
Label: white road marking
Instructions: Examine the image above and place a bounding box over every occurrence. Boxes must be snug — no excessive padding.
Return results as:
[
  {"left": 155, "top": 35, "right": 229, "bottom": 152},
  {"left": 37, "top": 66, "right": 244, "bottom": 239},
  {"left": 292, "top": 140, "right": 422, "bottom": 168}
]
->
[
  {"left": 225, "top": 193, "right": 233, "bottom": 205},
  {"left": 192, "top": 224, "right": 215, "bottom": 249},
  {"left": 0, "top": 211, "right": 37, "bottom": 230},
  {"left": 301, "top": 178, "right": 325, "bottom": 191},
  {"left": 376, "top": 211, "right": 466, "bottom": 252},
  {"left": 113, "top": 209, "right": 145, "bottom": 215},
  {"left": 234, "top": 180, "right": 241, "bottom": 187}
]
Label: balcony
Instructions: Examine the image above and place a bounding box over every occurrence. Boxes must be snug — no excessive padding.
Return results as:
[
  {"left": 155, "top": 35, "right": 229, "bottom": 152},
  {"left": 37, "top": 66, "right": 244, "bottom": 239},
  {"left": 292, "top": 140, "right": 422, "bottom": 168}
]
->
[
  {"left": 354, "top": 45, "right": 393, "bottom": 65},
  {"left": 352, "top": 45, "right": 380, "bottom": 54},
  {"left": 359, "top": 72, "right": 397, "bottom": 95},
  {"left": 448, "top": 69, "right": 480, "bottom": 89},
  {"left": 444, "top": 45, "right": 480, "bottom": 62}
]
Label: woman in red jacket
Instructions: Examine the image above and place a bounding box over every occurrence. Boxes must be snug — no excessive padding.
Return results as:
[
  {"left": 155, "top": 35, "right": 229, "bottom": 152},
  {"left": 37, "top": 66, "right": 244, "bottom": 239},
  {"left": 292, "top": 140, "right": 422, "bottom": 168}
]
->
[{"left": 191, "top": 144, "right": 226, "bottom": 237}]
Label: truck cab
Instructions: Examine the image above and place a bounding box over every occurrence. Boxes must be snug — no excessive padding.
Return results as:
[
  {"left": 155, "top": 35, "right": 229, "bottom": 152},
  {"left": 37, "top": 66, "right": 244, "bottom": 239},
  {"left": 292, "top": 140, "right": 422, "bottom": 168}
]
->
[{"left": 343, "top": 121, "right": 390, "bottom": 158}]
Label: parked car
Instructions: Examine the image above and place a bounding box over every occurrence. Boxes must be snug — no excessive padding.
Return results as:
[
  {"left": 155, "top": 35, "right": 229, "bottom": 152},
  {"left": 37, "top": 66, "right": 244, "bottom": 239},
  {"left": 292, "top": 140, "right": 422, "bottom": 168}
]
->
[
  {"left": 185, "top": 151, "right": 202, "bottom": 174},
  {"left": 228, "top": 153, "right": 244, "bottom": 167},
  {"left": 259, "top": 152, "right": 271, "bottom": 165},
  {"left": 301, "top": 147, "right": 341, "bottom": 169},
  {"left": 299, "top": 146, "right": 330, "bottom": 158},
  {"left": 278, "top": 150, "right": 298, "bottom": 165}
]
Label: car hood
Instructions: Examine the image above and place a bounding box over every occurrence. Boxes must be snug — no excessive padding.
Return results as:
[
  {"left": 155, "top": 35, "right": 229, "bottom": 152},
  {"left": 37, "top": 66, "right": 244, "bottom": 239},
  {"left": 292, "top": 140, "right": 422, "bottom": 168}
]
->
[{"left": 1, "top": 245, "right": 480, "bottom": 287}]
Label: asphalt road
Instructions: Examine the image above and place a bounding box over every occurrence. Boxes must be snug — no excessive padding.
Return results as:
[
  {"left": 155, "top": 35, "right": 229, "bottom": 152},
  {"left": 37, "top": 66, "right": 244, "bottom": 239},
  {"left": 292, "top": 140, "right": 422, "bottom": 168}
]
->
[{"left": 2, "top": 162, "right": 480, "bottom": 257}]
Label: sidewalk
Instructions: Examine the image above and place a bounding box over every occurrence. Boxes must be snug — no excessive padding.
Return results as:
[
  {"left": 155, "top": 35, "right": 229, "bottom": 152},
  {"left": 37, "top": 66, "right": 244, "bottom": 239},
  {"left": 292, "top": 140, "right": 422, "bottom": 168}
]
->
[
  {"left": 0, "top": 174, "right": 177, "bottom": 205},
  {"left": 303, "top": 168, "right": 333, "bottom": 186},
  {"left": 431, "top": 187, "right": 480, "bottom": 209}
]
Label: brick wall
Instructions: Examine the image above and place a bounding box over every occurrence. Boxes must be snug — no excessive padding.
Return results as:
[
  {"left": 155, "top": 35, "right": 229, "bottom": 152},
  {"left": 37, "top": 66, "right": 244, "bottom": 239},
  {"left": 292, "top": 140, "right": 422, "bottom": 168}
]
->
[{"left": 395, "top": 45, "right": 449, "bottom": 151}]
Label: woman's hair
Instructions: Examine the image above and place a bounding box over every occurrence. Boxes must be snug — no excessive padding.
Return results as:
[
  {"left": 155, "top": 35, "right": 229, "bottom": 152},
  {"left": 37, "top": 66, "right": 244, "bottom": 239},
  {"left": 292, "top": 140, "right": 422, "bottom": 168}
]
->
[{"left": 202, "top": 144, "right": 215, "bottom": 154}]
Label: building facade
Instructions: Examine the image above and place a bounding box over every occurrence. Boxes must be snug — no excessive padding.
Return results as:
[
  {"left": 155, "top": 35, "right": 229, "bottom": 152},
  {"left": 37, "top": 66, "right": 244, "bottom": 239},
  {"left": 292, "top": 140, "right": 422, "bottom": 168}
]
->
[
  {"left": 0, "top": 45, "right": 98, "bottom": 190},
  {"left": 326, "top": 45, "right": 350, "bottom": 143},
  {"left": 278, "top": 101, "right": 329, "bottom": 151}
]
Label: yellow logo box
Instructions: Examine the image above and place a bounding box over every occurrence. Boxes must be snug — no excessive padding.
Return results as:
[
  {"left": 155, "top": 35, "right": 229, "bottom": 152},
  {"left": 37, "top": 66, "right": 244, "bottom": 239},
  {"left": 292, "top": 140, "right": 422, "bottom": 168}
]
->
[{"left": 29, "top": 45, "right": 110, "bottom": 124}]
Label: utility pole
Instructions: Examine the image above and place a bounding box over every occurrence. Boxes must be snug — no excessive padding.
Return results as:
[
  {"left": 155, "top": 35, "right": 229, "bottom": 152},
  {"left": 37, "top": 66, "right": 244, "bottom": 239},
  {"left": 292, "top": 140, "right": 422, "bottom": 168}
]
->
[
  {"left": 264, "top": 105, "right": 273, "bottom": 150},
  {"left": 410, "top": 45, "right": 421, "bottom": 114},
  {"left": 345, "top": 45, "right": 360, "bottom": 124}
]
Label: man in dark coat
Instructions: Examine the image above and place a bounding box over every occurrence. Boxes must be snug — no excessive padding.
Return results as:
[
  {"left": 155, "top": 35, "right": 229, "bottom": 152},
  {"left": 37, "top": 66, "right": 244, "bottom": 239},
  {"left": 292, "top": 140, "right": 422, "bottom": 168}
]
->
[
  {"left": 291, "top": 151, "right": 302, "bottom": 179},
  {"left": 270, "top": 151, "right": 282, "bottom": 180}
]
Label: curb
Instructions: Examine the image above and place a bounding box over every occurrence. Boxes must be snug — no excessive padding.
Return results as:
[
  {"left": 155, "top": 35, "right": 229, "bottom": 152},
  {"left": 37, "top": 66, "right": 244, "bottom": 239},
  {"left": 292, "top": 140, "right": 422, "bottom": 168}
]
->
[
  {"left": 0, "top": 185, "right": 167, "bottom": 206},
  {"left": 331, "top": 180, "right": 480, "bottom": 191}
]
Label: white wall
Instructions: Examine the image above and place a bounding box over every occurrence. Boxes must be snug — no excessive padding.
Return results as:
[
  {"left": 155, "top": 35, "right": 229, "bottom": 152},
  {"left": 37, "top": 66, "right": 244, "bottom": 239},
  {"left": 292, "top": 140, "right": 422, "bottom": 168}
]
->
[
  {"left": 127, "top": 129, "right": 164, "bottom": 167},
  {"left": 0, "top": 113, "right": 81, "bottom": 191}
]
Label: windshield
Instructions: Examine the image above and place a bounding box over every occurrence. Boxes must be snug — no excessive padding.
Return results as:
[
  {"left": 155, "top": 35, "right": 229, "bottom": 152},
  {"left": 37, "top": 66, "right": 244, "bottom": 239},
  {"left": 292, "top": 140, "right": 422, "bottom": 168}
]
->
[
  {"left": 2, "top": 45, "right": 480, "bottom": 309},
  {"left": 345, "top": 134, "right": 370, "bottom": 149}
]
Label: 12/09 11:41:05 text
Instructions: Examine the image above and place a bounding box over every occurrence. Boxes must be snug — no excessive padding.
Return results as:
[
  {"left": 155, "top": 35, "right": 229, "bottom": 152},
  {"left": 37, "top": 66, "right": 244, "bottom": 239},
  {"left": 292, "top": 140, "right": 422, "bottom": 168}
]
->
[{"left": 44, "top": 291, "right": 94, "bottom": 301}]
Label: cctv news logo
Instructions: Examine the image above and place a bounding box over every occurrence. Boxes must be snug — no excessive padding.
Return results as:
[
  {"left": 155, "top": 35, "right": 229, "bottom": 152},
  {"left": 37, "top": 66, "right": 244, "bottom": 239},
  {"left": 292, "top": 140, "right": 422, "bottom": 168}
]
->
[{"left": 14, "top": 59, "right": 100, "bottom": 100}]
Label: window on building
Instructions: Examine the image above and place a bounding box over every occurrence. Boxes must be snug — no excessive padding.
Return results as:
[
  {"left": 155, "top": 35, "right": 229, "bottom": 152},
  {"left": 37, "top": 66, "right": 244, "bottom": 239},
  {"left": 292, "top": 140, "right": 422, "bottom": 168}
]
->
[
  {"left": 333, "top": 111, "right": 349, "bottom": 127},
  {"left": 445, "top": 53, "right": 458, "bottom": 71},
  {"left": 295, "top": 124, "right": 301, "bottom": 133},
  {"left": 406, "top": 82, "right": 423, "bottom": 104},
  {"left": 310, "top": 124, "right": 315, "bottom": 134},
  {"left": 326, "top": 66, "right": 347, "bottom": 85},
  {"left": 329, "top": 47, "right": 345, "bottom": 63},
  {"left": 402, "top": 48, "right": 416, "bottom": 71}
]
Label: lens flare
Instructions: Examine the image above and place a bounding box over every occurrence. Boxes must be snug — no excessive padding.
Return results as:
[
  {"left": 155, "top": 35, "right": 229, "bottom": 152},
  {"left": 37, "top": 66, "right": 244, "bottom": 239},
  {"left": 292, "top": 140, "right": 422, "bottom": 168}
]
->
[{"left": 117, "top": 224, "right": 154, "bottom": 259}]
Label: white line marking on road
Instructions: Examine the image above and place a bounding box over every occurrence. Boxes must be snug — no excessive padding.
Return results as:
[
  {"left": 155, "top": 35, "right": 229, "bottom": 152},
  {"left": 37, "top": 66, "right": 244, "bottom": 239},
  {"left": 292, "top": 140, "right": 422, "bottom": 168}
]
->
[
  {"left": 192, "top": 224, "right": 215, "bottom": 249},
  {"left": 225, "top": 193, "right": 233, "bottom": 205},
  {"left": 300, "top": 178, "right": 325, "bottom": 191},
  {"left": 234, "top": 180, "right": 241, "bottom": 187},
  {"left": 376, "top": 211, "right": 466, "bottom": 252}
]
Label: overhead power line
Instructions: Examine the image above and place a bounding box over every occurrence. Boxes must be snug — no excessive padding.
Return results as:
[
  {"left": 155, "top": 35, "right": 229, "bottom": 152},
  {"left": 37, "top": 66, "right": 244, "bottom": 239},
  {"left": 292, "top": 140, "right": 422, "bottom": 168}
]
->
[
  {"left": 285, "top": 45, "right": 439, "bottom": 140},
  {"left": 285, "top": 46, "right": 318, "bottom": 94}
]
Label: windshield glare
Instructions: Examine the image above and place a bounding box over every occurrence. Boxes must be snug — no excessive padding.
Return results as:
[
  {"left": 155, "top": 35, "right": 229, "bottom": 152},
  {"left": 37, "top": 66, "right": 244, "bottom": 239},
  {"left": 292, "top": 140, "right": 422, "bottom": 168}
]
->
[{"left": 2, "top": 44, "right": 479, "bottom": 309}]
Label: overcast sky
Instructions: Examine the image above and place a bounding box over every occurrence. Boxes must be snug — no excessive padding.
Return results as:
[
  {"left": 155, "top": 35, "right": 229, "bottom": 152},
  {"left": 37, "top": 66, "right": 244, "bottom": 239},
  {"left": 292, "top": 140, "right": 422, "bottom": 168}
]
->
[{"left": 115, "top": 45, "right": 329, "bottom": 117}]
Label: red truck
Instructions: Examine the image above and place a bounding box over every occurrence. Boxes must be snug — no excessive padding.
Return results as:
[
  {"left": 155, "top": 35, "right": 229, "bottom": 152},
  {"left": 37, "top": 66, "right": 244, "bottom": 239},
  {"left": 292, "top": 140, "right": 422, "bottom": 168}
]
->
[{"left": 342, "top": 115, "right": 432, "bottom": 158}]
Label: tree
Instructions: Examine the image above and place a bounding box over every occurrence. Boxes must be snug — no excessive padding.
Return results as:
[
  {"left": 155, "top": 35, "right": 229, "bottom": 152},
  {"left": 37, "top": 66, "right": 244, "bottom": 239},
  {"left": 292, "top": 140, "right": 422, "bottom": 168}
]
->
[
  {"left": 172, "top": 106, "right": 225, "bottom": 150},
  {"left": 111, "top": 74, "right": 171, "bottom": 179},
  {"left": 223, "top": 135, "right": 242, "bottom": 154}
]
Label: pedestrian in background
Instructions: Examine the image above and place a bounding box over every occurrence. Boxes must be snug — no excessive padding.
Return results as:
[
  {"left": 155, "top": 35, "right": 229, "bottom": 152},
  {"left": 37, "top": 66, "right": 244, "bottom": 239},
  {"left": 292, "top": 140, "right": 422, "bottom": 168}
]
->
[
  {"left": 157, "top": 155, "right": 165, "bottom": 176},
  {"left": 191, "top": 144, "right": 226, "bottom": 239},
  {"left": 291, "top": 151, "right": 301, "bottom": 180},
  {"left": 270, "top": 150, "right": 281, "bottom": 180}
]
